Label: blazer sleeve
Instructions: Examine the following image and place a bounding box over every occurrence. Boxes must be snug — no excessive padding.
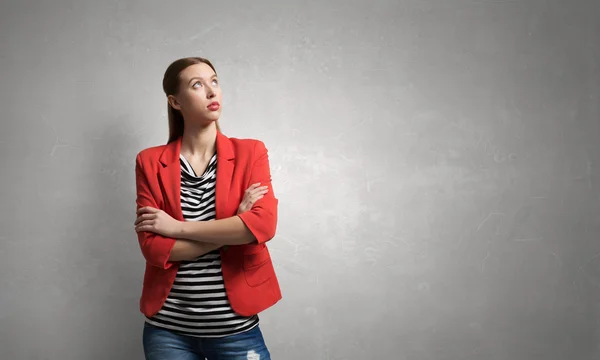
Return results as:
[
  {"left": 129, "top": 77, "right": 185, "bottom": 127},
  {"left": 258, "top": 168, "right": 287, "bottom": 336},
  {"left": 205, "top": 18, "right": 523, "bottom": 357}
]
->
[
  {"left": 135, "top": 153, "right": 176, "bottom": 269},
  {"left": 237, "top": 140, "right": 279, "bottom": 243}
]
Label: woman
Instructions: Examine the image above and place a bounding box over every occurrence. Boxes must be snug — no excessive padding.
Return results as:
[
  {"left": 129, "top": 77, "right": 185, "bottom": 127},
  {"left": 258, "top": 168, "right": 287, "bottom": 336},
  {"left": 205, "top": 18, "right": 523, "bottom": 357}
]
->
[{"left": 133, "top": 57, "right": 281, "bottom": 359}]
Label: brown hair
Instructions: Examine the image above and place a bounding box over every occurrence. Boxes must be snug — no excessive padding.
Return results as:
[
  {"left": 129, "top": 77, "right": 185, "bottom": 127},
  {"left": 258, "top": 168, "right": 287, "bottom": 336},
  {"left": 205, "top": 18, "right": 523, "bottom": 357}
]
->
[{"left": 162, "top": 57, "right": 221, "bottom": 143}]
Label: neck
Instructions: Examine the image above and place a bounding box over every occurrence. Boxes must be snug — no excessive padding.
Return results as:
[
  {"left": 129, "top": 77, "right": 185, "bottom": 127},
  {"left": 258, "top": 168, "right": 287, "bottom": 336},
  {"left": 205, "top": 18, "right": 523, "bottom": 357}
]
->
[{"left": 180, "top": 121, "right": 218, "bottom": 158}]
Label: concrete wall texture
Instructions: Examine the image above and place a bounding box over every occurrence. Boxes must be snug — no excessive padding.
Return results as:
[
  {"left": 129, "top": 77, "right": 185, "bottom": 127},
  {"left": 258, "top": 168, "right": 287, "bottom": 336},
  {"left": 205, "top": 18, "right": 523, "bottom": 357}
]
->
[{"left": 1, "top": 0, "right": 599, "bottom": 359}]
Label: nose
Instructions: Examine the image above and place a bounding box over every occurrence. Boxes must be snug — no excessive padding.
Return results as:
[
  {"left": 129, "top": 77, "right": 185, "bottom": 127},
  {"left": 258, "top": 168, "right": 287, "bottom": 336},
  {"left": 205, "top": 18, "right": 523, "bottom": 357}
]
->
[{"left": 206, "top": 85, "right": 216, "bottom": 99}]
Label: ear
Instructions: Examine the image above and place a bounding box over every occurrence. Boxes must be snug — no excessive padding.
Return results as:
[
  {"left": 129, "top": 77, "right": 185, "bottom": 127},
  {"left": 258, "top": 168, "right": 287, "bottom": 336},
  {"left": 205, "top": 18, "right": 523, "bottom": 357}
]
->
[{"left": 167, "top": 95, "right": 182, "bottom": 111}]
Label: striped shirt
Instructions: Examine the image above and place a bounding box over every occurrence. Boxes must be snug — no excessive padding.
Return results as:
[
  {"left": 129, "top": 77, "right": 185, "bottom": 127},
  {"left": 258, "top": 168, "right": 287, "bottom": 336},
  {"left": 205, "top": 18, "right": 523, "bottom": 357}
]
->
[{"left": 145, "top": 152, "right": 259, "bottom": 337}]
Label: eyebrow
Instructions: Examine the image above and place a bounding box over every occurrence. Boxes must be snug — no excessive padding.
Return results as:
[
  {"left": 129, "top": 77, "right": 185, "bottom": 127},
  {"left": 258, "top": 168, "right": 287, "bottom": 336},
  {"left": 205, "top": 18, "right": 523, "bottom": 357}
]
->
[{"left": 188, "top": 75, "right": 218, "bottom": 84}]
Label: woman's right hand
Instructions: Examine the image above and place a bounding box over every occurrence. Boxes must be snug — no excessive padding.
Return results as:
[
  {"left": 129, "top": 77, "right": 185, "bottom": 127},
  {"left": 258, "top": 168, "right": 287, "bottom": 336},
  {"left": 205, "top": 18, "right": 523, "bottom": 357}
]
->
[{"left": 237, "top": 183, "right": 269, "bottom": 214}]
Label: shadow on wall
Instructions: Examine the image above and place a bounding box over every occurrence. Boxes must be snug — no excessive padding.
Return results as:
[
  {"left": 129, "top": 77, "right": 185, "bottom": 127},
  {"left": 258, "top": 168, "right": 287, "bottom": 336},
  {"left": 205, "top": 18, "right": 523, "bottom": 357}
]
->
[{"left": 67, "top": 113, "right": 149, "bottom": 358}]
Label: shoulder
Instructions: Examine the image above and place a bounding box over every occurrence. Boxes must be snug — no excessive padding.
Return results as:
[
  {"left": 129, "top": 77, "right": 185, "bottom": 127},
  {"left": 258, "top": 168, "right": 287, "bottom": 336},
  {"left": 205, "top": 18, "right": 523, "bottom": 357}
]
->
[
  {"left": 228, "top": 137, "right": 266, "bottom": 149},
  {"left": 135, "top": 144, "right": 167, "bottom": 165},
  {"left": 228, "top": 137, "right": 269, "bottom": 156}
]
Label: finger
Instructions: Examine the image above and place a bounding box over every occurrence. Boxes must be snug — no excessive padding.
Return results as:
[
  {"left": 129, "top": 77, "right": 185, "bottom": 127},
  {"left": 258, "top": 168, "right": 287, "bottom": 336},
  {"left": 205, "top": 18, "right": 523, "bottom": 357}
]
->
[
  {"left": 249, "top": 190, "right": 268, "bottom": 198},
  {"left": 246, "top": 183, "right": 261, "bottom": 190},
  {"left": 248, "top": 187, "right": 268, "bottom": 196},
  {"left": 245, "top": 183, "right": 261, "bottom": 192},
  {"left": 135, "top": 215, "right": 145, "bottom": 225},
  {"left": 136, "top": 220, "right": 154, "bottom": 228},
  {"left": 137, "top": 207, "right": 157, "bottom": 214},
  {"left": 134, "top": 214, "right": 155, "bottom": 225},
  {"left": 135, "top": 225, "right": 150, "bottom": 232},
  {"left": 249, "top": 186, "right": 268, "bottom": 192}
]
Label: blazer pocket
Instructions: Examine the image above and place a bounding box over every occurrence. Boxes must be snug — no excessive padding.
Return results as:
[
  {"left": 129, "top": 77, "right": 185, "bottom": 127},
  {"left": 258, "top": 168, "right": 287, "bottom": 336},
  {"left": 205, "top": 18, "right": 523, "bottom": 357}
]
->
[
  {"left": 243, "top": 248, "right": 271, "bottom": 270},
  {"left": 243, "top": 243, "right": 267, "bottom": 255},
  {"left": 243, "top": 249, "right": 272, "bottom": 287}
]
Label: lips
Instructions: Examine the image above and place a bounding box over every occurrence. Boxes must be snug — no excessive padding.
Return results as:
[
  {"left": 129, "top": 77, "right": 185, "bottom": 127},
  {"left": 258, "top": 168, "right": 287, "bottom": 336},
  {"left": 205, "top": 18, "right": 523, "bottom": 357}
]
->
[{"left": 207, "top": 102, "right": 220, "bottom": 111}]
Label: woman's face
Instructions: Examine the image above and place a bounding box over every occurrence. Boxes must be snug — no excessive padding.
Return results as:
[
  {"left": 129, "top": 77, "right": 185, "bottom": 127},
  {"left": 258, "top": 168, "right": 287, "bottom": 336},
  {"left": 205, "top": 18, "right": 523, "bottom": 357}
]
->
[{"left": 169, "top": 62, "right": 222, "bottom": 125}]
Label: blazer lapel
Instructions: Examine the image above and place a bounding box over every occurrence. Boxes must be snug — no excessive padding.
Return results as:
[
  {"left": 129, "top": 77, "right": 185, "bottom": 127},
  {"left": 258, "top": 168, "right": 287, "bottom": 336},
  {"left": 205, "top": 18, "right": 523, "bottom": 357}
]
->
[
  {"left": 158, "top": 137, "right": 184, "bottom": 221},
  {"left": 157, "top": 132, "right": 235, "bottom": 222},
  {"left": 215, "top": 131, "right": 235, "bottom": 220}
]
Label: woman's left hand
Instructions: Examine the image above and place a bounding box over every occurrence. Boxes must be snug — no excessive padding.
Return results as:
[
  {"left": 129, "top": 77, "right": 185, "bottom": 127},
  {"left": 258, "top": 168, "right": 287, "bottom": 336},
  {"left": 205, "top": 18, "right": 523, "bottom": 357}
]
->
[{"left": 135, "top": 206, "right": 182, "bottom": 238}]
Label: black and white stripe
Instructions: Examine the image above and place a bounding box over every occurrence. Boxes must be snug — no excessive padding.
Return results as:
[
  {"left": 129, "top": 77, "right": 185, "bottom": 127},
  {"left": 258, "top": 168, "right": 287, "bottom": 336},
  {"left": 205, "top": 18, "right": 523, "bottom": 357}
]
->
[{"left": 145, "top": 152, "right": 259, "bottom": 337}]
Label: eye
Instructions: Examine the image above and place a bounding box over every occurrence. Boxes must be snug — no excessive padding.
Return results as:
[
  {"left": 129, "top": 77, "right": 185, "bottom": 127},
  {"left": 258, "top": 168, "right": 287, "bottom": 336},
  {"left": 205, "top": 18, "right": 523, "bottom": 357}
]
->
[
  {"left": 211, "top": 79, "right": 219, "bottom": 86},
  {"left": 192, "top": 81, "right": 202, "bottom": 88}
]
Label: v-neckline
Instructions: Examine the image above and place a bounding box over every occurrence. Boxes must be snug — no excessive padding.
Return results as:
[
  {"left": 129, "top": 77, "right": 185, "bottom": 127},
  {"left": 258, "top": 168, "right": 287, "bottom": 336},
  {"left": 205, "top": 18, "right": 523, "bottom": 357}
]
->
[{"left": 180, "top": 153, "right": 216, "bottom": 178}]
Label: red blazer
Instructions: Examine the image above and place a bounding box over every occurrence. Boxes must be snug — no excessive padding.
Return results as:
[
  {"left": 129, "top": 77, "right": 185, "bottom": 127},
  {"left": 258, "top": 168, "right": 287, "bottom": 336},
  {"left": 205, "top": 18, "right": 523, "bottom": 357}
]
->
[{"left": 134, "top": 131, "right": 281, "bottom": 317}]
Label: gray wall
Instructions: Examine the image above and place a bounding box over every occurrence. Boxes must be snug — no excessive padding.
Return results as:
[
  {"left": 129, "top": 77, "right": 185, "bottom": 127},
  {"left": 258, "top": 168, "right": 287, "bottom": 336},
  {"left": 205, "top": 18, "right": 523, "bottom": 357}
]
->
[{"left": 1, "top": 0, "right": 599, "bottom": 359}]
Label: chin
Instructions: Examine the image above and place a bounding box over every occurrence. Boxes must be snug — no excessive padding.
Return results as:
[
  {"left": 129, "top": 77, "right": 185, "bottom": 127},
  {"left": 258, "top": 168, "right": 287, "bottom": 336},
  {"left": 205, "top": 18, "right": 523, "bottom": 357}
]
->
[
  {"left": 207, "top": 112, "right": 221, "bottom": 121},
  {"left": 200, "top": 116, "right": 219, "bottom": 127},
  {"left": 206, "top": 114, "right": 220, "bottom": 123}
]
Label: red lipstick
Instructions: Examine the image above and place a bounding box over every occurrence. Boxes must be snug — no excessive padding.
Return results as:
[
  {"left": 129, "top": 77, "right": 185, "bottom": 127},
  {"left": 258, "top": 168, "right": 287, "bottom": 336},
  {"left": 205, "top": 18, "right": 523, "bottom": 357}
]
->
[{"left": 208, "top": 101, "right": 220, "bottom": 111}]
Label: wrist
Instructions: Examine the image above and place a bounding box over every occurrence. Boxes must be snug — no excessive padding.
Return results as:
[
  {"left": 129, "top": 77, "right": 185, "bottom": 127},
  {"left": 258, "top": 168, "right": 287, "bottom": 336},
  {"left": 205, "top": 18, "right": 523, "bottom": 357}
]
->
[{"left": 175, "top": 220, "right": 187, "bottom": 239}]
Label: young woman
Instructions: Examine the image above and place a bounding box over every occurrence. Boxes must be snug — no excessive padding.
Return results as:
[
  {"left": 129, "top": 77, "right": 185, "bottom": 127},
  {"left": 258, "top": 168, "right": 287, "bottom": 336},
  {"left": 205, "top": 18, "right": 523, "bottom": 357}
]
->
[{"left": 133, "top": 57, "right": 281, "bottom": 359}]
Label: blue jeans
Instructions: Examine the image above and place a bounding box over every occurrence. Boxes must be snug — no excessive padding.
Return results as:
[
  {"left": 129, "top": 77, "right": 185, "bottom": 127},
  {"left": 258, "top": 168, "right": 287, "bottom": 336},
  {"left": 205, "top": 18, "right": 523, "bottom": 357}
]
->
[{"left": 142, "top": 322, "right": 271, "bottom": 360}]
